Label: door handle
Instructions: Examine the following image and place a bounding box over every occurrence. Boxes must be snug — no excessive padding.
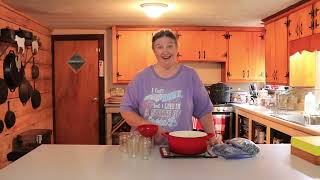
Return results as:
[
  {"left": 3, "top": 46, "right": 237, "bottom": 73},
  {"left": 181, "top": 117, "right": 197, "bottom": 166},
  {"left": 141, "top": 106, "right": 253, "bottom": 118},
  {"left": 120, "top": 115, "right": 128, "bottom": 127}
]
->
[{"left": 92, "top": 97, "right": 98, "bottom": 103}]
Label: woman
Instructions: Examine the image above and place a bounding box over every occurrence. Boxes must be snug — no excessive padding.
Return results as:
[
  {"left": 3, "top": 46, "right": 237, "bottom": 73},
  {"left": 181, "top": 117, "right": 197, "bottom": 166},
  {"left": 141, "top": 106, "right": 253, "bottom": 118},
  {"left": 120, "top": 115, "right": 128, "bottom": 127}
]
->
[{"left": 120, "top": 29, "right": 222, "bottom": 144}]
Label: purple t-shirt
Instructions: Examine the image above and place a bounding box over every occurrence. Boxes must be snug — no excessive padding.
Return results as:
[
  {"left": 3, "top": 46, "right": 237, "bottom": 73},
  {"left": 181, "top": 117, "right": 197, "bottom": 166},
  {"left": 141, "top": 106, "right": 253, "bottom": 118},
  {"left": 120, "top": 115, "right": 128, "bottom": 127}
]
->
[{"left": 120, "top": 65, "right": 213, "bottom": 132}]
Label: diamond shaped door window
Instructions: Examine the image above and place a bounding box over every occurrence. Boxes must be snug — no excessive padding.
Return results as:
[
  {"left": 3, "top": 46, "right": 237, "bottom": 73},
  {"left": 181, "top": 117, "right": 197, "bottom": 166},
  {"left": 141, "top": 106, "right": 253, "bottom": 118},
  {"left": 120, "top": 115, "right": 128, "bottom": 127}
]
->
[{"left": 67, "top": 52, "right": 86, "bottom": 73}]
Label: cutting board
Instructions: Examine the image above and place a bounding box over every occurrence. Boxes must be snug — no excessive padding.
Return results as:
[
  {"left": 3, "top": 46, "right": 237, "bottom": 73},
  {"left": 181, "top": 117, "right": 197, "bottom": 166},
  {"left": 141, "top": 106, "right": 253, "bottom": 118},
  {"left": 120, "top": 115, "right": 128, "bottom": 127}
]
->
[
  {"left": 291, "top": 136, "right": 320, "bottom": 165},
  {"left": 291, "top": 136, "right": 320, "bottom": 156}
]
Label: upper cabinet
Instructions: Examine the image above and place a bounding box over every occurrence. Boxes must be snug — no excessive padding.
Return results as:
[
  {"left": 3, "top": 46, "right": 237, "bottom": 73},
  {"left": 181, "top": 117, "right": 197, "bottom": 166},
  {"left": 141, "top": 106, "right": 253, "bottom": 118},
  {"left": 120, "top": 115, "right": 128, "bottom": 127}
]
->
[
  {"left": 112, "top": 26, "right": 264, "bottom": 84},
  {"left": 288, "top": 5, "right": 313, "bottom": 41},
  {"left": 113, "top": 29, "right": 156, "bottom": 83},
  {"left": 177, "top": 31, "right": 227, "bottom": 62},
  {"left": 313, "top": 1, "right": 320, "bottom": 34},
  {"left": 265, "top": 17, "right": 289, "bottom": 85},
  {"left": 227, "top": 31, "right": 265, "bottom": 82}
]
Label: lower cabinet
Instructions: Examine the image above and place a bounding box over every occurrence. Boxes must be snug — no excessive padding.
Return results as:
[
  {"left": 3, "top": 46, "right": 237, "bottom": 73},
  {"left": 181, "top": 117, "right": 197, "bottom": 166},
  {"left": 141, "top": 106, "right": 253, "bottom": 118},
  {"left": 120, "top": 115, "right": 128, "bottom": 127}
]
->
[{"left": 235, "top": 109, "right": 311, "bottom": 144}]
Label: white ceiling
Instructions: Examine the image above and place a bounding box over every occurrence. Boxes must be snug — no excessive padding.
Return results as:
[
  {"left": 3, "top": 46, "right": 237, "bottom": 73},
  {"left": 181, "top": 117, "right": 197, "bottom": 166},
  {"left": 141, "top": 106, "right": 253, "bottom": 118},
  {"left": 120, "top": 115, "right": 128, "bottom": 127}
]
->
[{"left": 2, "top": 0, "right": 301, "bottom": 29}]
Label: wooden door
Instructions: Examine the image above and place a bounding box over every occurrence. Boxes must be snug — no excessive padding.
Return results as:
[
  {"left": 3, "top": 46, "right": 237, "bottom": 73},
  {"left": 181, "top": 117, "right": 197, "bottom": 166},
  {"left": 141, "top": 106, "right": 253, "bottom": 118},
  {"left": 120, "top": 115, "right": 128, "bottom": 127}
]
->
[
  {"left": 202, "top": 31, "right": 228, "bottom": 62},
  {"left": 265, "top": 22, "right": 276, "bottom": 83},
  {"left": 177, "top": 31, "right": 202, "bottom": 61},
  {"left": 275, "top": 17, "right": 289, "bottom": 84},
  {"left": 288, "top": 12, "right": 300, "bottom": 41},
  {"left": 228, "top": 32, "right": 249, "bottom": 81},
  {"left": 54, "top": 40, "right": 99, "bottom": 144},
  {"left": 248, "top": 32, "right": 265, "bottom": 81},
  {"left": 117, "top": 31, "right": 149, "bottom": 81},
  {"left": 299, "top": 5, "right": 313, "bottom": 39},
  {"left": 314, "top": 1, "right": 320, "bottom": 34}
]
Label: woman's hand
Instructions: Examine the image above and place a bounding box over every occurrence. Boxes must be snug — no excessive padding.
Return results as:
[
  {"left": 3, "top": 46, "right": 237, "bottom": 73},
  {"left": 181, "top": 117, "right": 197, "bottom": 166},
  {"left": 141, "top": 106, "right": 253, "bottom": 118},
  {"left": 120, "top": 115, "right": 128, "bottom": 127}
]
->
[
  {"left": 209, "top": 134, "right": 223, "bottom": 145},
  {"left": 154, "top": 127, "right": 166, "bottom": 145}
]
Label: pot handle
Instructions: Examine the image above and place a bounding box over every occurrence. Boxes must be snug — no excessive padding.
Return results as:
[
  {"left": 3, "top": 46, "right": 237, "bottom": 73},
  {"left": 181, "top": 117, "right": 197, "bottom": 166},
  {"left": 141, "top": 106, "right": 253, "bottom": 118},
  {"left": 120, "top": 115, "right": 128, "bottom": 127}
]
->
[
  {"left": 204, "top": 133, "right": 215, "bottom": 140},
  {"left": 161, "top": 132, "right": 170, "bottom": 138}
]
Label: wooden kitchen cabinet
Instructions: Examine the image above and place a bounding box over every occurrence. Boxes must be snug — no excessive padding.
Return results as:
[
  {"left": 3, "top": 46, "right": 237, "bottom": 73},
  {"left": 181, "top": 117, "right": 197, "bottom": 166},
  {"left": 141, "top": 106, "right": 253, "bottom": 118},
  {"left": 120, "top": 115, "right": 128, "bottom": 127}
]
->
[
  {"left": 313, "top": 1, "right": 320, "bottom": 34},
  {"left": 114, "top": 30, "right": 156, "bottom": 83},
  {"left": 265, "top": 17, "right": 288, "bottom": 84},
  {"left": 177, "top": 31, "right": 227, "bottom": 62},
  {"left": 288, "top": 5, "right": 313, "bottom": 41},
  {"left": 227, "top": 31, "right": 265, "bottom": 82}
]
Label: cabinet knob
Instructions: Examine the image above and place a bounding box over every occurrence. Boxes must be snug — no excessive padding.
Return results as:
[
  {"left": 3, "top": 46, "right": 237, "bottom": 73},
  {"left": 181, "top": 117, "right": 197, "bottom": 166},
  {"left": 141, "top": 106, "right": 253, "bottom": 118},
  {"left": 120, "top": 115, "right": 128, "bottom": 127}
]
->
[
  {"left": 198, "top": 51, "right": 201, "bottom": 59},
  {"left": 203, "top": 51, "right": 206, "bottom": 59},
  {"left": 116, "top": 72, "right": 122, "bottom": 77}
]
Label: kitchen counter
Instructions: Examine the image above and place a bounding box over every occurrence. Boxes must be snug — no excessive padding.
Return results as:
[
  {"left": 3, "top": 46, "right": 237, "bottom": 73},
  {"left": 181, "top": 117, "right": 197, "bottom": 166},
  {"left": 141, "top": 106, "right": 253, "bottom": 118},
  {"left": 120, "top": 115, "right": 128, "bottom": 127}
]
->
[
  {"left": 0, "top": 144, "right": 319, "bottom": 180},
  {"left": 232, "top": 103, "right": 320, "bottom": 136}
]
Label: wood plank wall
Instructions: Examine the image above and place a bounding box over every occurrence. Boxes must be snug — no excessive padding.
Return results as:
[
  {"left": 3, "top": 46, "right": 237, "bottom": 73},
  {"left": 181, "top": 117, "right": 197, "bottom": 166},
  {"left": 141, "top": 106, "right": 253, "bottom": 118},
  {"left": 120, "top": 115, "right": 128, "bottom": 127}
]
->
[{"left": 0, "top": 2, "right": 52, "bottom": 168}]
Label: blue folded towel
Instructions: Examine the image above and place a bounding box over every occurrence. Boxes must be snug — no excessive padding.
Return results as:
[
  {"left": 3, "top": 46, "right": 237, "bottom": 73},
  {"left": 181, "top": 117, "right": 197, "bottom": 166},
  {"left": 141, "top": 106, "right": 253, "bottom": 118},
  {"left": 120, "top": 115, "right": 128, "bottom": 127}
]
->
[{"left": 212, "top": 138, "right": 260, "bottom": 159}]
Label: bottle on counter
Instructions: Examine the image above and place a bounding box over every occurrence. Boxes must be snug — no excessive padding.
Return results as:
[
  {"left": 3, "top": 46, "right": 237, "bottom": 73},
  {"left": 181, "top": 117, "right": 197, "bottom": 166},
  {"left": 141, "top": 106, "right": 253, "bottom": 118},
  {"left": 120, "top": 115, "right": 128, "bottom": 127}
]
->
[{"left": 304, "top": 92, "right": 316, "bottom": 115}]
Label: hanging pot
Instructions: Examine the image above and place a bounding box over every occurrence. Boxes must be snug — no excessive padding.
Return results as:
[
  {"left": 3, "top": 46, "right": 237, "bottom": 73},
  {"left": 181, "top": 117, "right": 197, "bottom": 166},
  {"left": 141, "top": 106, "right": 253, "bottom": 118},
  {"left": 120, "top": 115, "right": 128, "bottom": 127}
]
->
[
  {"left": 31, "top": 57, "right": 39, "bottom": 79},
  {"left": 31, "top": 81, "right": 41, "bottom": 109},
  {"left": 0, "top": 120, "right": 4, "bottom": 133},
  {"left": 19, "top": 78, "right": 32, "bottom": 105},
  {"left": 0, "top": 28, "right": 16, "bottom": 43},
  {"left": 0, "top": 78, "right": 8, "bottom": 104},
  {"left": 15, "top": 28, "right": 33, "bottom": 46},
  {"left": 4, "top": 101, "right": 16, "bottom": 129},
  {"left": 3, "top": 50, "right": 23, "bottom": 92}
]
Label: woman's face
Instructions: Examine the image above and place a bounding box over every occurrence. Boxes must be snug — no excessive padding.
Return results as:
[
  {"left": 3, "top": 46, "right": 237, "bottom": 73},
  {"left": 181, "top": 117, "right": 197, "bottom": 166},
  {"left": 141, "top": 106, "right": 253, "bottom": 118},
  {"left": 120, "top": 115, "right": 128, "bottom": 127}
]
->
[{"left": 152, "top": 36, "right": 178, "bottom": 68}]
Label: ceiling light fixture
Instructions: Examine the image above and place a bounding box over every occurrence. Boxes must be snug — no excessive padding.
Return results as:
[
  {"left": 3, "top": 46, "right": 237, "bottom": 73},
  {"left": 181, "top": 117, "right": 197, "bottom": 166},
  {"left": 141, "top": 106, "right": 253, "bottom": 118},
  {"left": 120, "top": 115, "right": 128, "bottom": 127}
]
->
[{"left": 140, "top": 2, "right": 168, "bottom": 18}]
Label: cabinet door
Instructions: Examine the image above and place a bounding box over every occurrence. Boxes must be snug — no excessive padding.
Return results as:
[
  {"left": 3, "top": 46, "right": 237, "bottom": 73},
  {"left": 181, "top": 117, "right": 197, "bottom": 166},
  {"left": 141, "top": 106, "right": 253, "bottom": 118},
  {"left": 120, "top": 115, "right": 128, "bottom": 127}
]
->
[
  {"left": 265, "top": 22, "right": 276, "bottom": 83},
  {"left": 288, "top": 12, "right": 300, "bottom": 41},
  {"left": 177, "top": 31, "right": 202, "bottom": 61},
  {"left": 202, "top": 31, "right": 228, "bottom": 62},
  {"left": 248, "top": 32, "right": 265, "bottom": 81},
  {"left": 145, "top": 31, "right": 157, "bottom": 66},
  {"left": 117, "top": 31, "right": 149, "bottom": 81},
  {"left": 228, "top": 32, "right": 249, "bottom": 81},
  {"left": 314, "top": 1, "right": 320, "bottom": 34},
  {"left": 275, "top": 17, "right": 289, "bottom": 84},
  {"left": 298, "top": 5, "right": 313, "bottom": 39}
]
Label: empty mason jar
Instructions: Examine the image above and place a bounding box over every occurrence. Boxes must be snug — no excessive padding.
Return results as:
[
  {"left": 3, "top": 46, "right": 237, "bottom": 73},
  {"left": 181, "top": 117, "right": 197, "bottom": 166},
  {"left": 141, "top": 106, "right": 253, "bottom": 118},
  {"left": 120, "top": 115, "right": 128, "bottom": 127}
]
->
[
  {"left": 139, "top": 136, "right": 152, "bottom": 160},
  {"left": 119, "top": 132, "right": 130, "bottom": 152},
  {"left": 127, "top": 132, "right": 140, "bottom": 158}
]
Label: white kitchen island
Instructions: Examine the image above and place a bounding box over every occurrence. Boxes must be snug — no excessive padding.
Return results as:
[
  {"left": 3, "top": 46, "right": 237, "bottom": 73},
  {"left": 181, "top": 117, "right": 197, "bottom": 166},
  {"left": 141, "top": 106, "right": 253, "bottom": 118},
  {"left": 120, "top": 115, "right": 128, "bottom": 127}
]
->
[{"left": 0, "top": 144, "right": 319, "bottom": 180}]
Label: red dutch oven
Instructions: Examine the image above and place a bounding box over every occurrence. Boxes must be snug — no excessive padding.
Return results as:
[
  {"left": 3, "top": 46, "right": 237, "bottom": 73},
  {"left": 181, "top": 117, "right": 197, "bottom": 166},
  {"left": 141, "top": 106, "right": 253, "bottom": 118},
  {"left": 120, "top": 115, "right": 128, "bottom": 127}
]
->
[{"left": 162, "top": 131, "right": 214, "bottom": 155}]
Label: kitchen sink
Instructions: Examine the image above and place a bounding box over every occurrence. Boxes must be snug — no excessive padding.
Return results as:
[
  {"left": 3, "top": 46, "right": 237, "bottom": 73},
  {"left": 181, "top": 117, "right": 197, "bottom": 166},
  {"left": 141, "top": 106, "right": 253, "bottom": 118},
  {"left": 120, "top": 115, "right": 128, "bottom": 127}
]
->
[
  {"left": 270, "top": 113, "right": 305, "bottom": 125},
  {"left": 270, "top": 113, "right": 320, "bottom": 126}
]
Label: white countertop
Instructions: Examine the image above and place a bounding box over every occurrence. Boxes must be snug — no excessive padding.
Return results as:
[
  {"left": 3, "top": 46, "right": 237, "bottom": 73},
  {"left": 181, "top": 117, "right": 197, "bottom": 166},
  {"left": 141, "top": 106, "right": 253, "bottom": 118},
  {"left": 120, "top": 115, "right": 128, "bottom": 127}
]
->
[{"left": 0, "top": 144, "right": 319, "bottom": 180}]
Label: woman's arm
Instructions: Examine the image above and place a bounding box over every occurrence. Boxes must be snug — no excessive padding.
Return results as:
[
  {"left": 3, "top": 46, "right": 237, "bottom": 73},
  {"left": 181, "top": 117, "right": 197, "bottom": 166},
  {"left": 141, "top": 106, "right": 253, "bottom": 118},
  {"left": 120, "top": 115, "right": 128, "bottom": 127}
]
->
[
  {"left": 120, "top": 111, "right": 150, "bottom": 128},
  {"left": 120, "top": 111, "right": 165, "bottom": 144},
  {"left": 199, "top": 112, "right": 223, "bottom": 144}
]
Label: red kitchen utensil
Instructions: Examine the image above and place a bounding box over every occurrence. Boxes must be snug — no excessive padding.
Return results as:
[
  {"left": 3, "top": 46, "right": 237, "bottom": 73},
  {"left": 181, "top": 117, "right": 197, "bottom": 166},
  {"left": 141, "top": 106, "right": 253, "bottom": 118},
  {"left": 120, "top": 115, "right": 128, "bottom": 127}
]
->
[
  {"left": 137, "top": 124, "right": 158, "bottom": 137},
  {"left": 162, "top": 131, "right": 214, "bottom": 155}
]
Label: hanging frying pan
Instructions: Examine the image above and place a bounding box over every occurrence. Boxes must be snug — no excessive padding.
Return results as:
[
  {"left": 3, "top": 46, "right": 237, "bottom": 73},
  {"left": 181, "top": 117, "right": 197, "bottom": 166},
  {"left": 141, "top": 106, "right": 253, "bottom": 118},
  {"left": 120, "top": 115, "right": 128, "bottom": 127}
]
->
[
  {"left": 3, "top": 50, "right": 23, "bottom": 92},
  {"left": 0, "top": 78, "right": 8, "bottom": 104},
  {"left": 4, "top": 101, "right": 15, "bottom": 129},
  {"left": 0, "top": 120, "right": 4, "bottom": 133},
  {"left": 31, "top": 57, "right": 39, "bottom": 79},
  {"left": 19, "top": 66, "right": 32, "bottom": 105},
  {"left": 31, "top": 81, "right": 41, "bottom": 109}
]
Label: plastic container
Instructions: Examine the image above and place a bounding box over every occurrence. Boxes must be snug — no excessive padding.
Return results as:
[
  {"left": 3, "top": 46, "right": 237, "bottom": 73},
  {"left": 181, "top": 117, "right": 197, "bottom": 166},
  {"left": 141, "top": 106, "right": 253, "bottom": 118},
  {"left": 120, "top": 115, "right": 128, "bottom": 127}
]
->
[{"left": 304, "top": 92, "right": 316, "bottom": 115}]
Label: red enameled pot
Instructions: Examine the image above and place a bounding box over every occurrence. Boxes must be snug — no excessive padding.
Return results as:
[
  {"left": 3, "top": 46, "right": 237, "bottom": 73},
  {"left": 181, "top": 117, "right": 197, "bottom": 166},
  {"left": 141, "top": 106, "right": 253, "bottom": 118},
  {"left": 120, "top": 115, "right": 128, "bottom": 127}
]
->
[{"left": 162, "top": 131, "right": 214, "bottom": 155}]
